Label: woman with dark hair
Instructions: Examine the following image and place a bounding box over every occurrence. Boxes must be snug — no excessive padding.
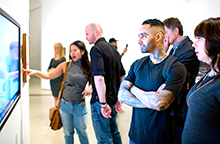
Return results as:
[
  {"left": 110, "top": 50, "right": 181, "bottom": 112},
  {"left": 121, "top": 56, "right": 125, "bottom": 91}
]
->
[
  {"left": 23, "top": 40, "right": 92, "bottom": 144},
  {"left": 182, "top": 17, "right": 220, "bottom": 144}
]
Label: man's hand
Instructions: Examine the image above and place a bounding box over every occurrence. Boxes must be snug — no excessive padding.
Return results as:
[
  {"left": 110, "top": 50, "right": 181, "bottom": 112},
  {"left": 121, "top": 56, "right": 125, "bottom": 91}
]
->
[
  {"left": 101, "top": 104, "right": 112, "bottom": 118},
  {"left": 115, "top": 100, "right": 123, "bottom": 113},
  {"left": 164, "top": 37, "right": 170, "bottom": 53},
  {"left": 122, "top": 47, "right": 128, "bottom": 55},
  {"left": 157, "top": 83, "right": 166, "bottom": 93}
]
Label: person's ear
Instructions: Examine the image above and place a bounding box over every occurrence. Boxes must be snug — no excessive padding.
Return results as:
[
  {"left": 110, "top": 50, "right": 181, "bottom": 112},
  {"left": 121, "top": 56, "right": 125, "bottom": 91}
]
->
[
  {"left": 174, "top": 27, "right": 179, "bottom": 35},
  {"left": 156, "top": 32, "right": 163, "bottom": 43},
  {"left": 81, "top": 50, "right": 85, "bottom": 55},
  {"left": 94, "top": 29, "right": 99, "bottom": 36}
]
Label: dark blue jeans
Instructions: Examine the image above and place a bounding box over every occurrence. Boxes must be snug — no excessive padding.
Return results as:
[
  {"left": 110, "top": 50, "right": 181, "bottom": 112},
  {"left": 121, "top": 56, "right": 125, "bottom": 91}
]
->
[{"left": 91, "top": 101, "right": 122, "bottom": 144}]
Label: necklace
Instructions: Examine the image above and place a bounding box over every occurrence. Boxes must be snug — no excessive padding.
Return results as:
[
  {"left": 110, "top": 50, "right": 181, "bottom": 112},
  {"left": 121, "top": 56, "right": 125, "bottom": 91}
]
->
[{"left": 187, "top": 74, "right": 215, "bottom": 106}]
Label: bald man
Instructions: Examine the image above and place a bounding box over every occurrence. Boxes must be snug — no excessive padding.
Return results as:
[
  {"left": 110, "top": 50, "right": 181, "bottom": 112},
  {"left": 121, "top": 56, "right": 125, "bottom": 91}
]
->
[{"left": 85, "top": 23, "right": 125, "bottom": 144}]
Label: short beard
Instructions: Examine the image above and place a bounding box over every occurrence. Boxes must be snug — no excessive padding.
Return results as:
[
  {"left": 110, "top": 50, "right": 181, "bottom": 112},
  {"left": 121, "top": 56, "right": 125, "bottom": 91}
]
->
[{"left": 141, "top": 39, "right": 155, "bottom": 53}]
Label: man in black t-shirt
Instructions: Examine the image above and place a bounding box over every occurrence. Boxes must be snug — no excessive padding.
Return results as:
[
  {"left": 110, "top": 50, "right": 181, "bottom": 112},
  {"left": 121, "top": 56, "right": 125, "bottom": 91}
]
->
[
  {"left": 85, "top": 23, "right": 125, "bottom": 144},
  {"left": 118, "top": 19, "right": 186, "bottom": 144}
]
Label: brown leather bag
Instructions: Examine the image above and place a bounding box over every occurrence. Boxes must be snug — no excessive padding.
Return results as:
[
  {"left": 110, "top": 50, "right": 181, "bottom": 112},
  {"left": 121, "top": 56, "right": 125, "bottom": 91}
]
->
[
  {"left": 49, "top": 62, "right": 70, "bottom": 130},
  {"left": 49, "top": 106, "right": 62, "bottom": 130}
]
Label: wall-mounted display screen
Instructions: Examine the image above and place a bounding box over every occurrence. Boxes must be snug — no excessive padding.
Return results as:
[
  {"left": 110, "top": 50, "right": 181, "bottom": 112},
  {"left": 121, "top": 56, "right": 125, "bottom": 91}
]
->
[{"left": 0, "top": 7, "right": 21, "bottom": 130}]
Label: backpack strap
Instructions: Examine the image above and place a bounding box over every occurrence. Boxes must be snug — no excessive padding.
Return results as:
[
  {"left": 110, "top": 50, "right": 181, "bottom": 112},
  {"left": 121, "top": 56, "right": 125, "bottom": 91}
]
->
[
  {"left": 162, "top": 56, "right": 187, "bottom": 125},
  {"left": 162, "top": 56, "right": 180, "bottom": 116}
]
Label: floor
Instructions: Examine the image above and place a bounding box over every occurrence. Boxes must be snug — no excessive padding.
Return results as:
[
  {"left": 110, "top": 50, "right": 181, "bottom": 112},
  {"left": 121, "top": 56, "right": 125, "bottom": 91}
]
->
[{"left": 29, "top": 77, "right": 132, "bottom": 144}]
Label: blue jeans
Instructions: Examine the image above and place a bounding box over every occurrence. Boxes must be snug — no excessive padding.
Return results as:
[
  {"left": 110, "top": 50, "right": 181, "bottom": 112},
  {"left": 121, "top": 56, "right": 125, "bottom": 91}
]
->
[
  {"left": 91, "top": 101, "right": 122, "bottom": 144},
  {"left": 129, "top": 139, "right": 136, "bottom": 144},
  {"left": 59, "top": 98, "right": 89, "bottom": 144}
]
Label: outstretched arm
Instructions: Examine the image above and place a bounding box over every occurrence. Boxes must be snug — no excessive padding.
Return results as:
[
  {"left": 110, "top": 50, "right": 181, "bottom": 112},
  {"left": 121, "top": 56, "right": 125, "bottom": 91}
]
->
[
  {"left": 121, "top": 46, "right": 128, "bottom": 57},
  {"left": 118, "top": 80, "right": 146, "bottom": 108},
  {"left": 22, "top": 61, "right": 67, "bottom": 80},
  {"left": 130, "top": 84, "right": 176, "bottom": 111}
]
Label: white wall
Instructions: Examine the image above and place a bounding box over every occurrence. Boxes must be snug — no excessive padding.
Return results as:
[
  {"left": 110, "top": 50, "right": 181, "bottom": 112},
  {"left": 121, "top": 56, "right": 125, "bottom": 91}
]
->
[
  {"left": 40, "top": 0, "right": 220, "bottom": 89},
  {"left": 0, "top": 100, "right": 22, "bottom": 143},
  {"left": 30, "top": 0, "right": 41, "bottom": 71},
  {"left": 0, "top": 0, "right": 30, "bottom": 144}
]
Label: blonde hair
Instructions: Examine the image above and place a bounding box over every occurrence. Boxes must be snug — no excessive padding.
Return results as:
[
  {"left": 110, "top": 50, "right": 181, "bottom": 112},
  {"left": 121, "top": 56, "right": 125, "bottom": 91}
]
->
[{"left": 54, "top": 43, "right": 66, "bottom": 61}]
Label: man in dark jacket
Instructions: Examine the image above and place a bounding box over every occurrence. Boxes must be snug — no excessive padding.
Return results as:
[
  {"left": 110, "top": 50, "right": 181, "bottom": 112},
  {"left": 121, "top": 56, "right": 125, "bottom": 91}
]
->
[{"left": 163, "top": 17, "right": 200, "bottom": 144}]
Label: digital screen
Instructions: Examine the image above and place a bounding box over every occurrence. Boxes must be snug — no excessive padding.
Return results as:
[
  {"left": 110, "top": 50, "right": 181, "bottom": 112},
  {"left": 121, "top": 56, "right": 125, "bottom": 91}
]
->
[{"left": 0, "top": 8, "right": 20, "bottom": 129}]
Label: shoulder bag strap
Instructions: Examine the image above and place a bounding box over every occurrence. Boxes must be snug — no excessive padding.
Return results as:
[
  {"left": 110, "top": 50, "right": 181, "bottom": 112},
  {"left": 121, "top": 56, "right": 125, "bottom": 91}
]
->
[
  {"left": 57, "top": 61, "right": 70, "bottom": 109},
  {"left": 187, "top": 76, "right": 214, "bottom": 106}
]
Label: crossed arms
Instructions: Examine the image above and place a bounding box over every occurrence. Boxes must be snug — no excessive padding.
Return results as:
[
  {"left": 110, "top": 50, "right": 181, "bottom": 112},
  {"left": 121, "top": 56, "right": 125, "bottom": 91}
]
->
[{"left": 118, "top": 80, "right": 176, "bottom": 111}]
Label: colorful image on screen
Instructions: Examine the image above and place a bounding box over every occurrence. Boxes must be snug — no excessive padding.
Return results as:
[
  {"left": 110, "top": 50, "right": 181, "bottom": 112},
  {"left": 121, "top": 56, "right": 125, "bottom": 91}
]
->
[{"left": 0, "top": 11, "right": 20, "bottom": 124}]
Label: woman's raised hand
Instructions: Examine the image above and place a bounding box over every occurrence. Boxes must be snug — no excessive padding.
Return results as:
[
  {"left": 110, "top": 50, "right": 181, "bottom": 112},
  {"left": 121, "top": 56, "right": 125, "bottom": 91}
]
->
[{"left": 22, "top": 68, "right": 37, "bottom": 76}]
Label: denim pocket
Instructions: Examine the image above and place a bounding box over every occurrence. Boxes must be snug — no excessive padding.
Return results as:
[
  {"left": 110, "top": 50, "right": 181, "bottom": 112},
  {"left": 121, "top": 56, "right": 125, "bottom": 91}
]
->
[{"left": 80, "top": 101, "right": 86, "bottom": 105}]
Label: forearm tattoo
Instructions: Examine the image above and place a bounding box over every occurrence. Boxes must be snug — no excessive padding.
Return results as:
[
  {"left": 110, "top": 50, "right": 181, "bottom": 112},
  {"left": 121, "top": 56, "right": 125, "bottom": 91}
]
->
[
  {"left": 118, "top": 81, "right": 146, "bottom": 108},
  {"left": 130, "top": 85, "right": 175, "bottom": 111}
]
